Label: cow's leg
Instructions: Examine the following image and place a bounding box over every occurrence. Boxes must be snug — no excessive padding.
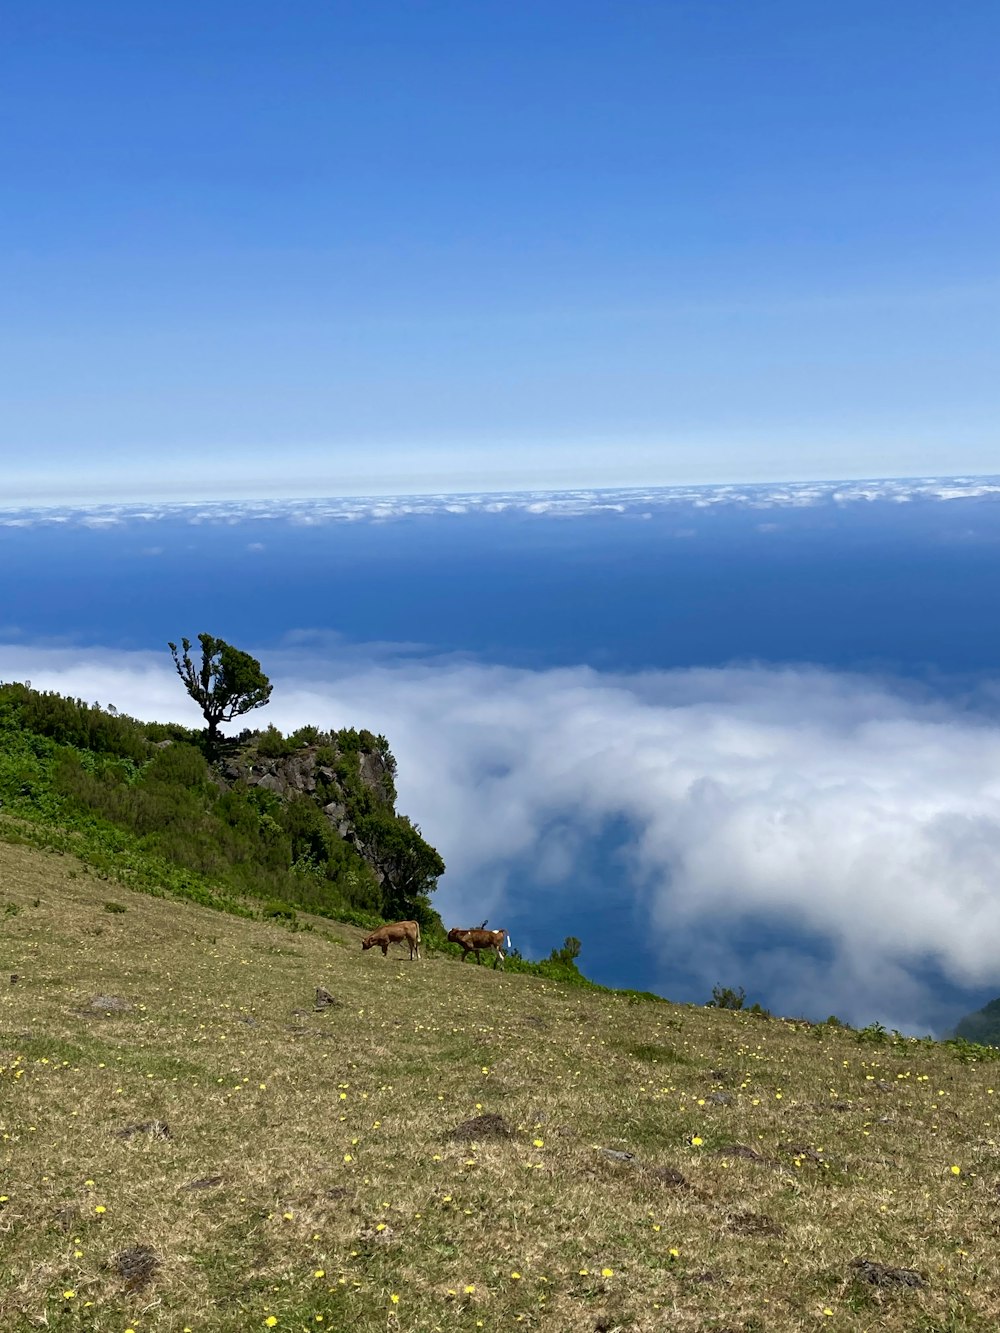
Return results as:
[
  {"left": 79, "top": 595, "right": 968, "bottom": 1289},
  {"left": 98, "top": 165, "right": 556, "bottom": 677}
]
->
[{"left": 381, "top": 943, "right": 389, "bottom": 956}]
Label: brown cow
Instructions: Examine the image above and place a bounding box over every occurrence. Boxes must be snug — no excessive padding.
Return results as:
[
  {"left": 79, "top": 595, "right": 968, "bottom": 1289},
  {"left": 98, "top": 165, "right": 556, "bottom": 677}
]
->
[
  {"left": 447, "top": 927, "right": 510, "bottom": 969},
  {"left": 361, "top": 920, "right": 421, "bottom": 961}
]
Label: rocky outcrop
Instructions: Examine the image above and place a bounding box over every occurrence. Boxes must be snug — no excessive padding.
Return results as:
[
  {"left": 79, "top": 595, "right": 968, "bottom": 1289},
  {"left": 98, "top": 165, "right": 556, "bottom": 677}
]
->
[
  {"left": 221, "top": 732, "right": 397, "bottom": 848},
  {"left": 225, "top": 742, "right": 391, "bottom": 799},
  {"left": 211, "top": 726, "right": 441, "bottom": 919}
]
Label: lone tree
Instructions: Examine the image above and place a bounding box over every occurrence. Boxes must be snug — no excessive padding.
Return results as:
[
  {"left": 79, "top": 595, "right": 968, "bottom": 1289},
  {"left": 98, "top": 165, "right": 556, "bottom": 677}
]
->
[
  {"left": 168, "top": 634, "right": 272, "bottom": 758},
  {"left": 354, "top": 810, "right": 445, "bottom": 923}
]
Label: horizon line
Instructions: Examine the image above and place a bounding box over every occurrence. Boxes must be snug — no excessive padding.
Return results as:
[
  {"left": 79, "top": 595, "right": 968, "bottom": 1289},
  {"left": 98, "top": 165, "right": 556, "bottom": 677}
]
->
[{"left": 4, "top": 470, "right": 1000, "bottom": 516}]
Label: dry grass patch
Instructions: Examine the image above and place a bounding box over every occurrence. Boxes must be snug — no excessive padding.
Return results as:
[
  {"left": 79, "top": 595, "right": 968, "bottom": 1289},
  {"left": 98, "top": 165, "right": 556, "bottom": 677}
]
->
[{"left": 2, "top": 839, "right": 1000, "bottom": 1331}]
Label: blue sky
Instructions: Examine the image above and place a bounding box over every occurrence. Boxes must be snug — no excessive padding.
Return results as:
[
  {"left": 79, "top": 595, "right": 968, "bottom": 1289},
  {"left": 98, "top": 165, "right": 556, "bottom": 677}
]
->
[{"left": 3, "top": 1, "right": 998, "bottom": 504}]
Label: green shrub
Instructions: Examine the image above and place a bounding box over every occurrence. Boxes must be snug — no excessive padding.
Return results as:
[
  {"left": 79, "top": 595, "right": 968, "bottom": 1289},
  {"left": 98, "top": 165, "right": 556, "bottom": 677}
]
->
[
  {"left": 262, "top": 900, "right": 297, "bottom": 921},
  {"left": 257, "top": 725, "right": 293, "bottom": 758},
  {"left": 290, "top": 724, "right": 320, "bottom": 746},
  {"left": 707, "top": 984, "right": 746, "bottom": 1010}
]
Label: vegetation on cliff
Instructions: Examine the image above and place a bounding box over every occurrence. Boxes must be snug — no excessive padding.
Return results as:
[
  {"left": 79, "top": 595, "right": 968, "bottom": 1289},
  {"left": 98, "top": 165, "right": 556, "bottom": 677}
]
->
[
  {"left": 0, "top": 680, "right": 442, "bottom": 927},
  {"left": 954, "top": 997, "right": 1000, "bottom": 1048},
  {"left": 0, "top": 676, "right": 615, "bottom": 989}
]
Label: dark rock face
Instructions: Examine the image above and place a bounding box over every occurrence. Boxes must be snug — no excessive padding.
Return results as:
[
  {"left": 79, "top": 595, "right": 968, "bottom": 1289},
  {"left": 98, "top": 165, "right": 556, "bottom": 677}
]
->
[
  {"left": 224, "top": 743, "right": 394, "bottom": 816},
  {"left": 222, "top": 736, "right": 400, "bottom": 882}
]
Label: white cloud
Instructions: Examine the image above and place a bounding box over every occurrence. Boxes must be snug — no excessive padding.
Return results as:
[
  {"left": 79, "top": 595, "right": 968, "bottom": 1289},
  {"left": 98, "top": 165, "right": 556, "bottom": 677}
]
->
[
  {"left": 2, "top": 475, "right": 1000, "bottom": 529},
  {"left": 2, "top": 640, "right": 999, "bottom": 1031}
]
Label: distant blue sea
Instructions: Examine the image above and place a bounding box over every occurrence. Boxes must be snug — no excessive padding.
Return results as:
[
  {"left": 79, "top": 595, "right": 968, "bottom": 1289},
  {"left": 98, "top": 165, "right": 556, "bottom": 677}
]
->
[
  {"left": 4, "top": 483, "right": 1000, "bottom": 676},
  {"left": 3, "top": 479, "right": 1000, "bottom": 1031}
]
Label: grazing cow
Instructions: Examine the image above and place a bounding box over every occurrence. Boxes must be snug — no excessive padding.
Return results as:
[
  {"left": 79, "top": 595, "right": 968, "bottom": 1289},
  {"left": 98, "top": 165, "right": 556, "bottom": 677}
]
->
[
  {"left": 361, "top": 920, "right": 421, "bottom": 961},
  {"left": 447, "top": 927, "right": 510, "bottom": 969}
]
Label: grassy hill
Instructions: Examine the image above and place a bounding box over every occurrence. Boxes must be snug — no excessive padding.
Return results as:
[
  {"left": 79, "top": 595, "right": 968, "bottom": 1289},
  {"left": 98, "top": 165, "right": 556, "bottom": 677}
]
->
[{"left": 2, "top": 838, "right": 1000, "bottom": 1332}]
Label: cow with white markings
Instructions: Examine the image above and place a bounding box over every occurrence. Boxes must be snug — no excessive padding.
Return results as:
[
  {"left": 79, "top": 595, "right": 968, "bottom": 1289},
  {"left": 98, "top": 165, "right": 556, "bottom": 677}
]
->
[{"left": 447, "top": 926, "right": 511, "bottom": 969}]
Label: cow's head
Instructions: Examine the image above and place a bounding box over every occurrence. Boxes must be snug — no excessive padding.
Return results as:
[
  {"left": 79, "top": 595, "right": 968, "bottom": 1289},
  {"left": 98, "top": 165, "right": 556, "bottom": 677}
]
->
[{"left": 361, "top": 936, "right": 375, "bottom": 951}]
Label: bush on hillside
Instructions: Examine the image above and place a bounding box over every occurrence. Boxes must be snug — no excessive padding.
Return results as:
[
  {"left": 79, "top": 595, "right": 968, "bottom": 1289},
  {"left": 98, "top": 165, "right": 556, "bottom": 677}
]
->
[{"left": 0, "top": 683, "right": 438, "bottom": 926}]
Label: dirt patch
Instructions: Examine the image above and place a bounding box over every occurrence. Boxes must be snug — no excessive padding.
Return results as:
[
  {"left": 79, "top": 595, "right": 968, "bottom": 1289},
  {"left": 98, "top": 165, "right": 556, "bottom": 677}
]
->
[
  {"left": 113, "top": 1244, "right": 160, "bottom": 1290},
  {"left": 778, "top": 1142, "right": 824, "bottom": 1162},
  {"left": 599, "top": 1148, "right": 688, "bottom": 1189},
  {"left": 359, "top": 1223, "right": 395, "bottom": 1245},
  {"left": 448, "top": 1113, "right": 512, "bottom": 1141},
  {"left": 51, "top": 1204, "right": 80, "bottom": 1232},
  {"left": 648, "top": 1165, "right": 688, "bottom": 1188},
  {"left": 727, "top": 1211, "right": 785, "bottom": 1238},
  {"left": 711, "top": 1143, "right": 787, "bottom": 1171},
  {"left": 182, "top": 1175, "right": 224, "bottom": 1191},
  {"left": 114, "top": 1120, "right": 171, "bottom": 1141},
  {"left": 850, "top": 1257, "right": 925, "bottom": 1289},
  {"left": 83, "top": 994, "right": 131, "bottom": 1014}
]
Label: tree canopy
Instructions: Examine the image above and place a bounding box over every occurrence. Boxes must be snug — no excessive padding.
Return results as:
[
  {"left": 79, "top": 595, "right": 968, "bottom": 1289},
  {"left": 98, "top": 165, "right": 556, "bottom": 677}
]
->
[{"left": 168, "top": 634, "right": 272, "bottom": 757}]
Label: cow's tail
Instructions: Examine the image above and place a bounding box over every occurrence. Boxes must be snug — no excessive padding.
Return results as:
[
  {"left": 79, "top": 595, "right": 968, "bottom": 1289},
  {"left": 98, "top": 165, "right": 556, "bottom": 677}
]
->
[{"left": 415, "top": 921, "right": 421, "bottom": 943}]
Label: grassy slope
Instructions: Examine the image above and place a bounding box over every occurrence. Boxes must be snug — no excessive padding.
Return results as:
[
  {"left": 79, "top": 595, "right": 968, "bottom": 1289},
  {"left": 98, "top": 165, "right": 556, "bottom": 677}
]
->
[{"left": 2, "top": 839, "right": 999, "bottom": 1333}]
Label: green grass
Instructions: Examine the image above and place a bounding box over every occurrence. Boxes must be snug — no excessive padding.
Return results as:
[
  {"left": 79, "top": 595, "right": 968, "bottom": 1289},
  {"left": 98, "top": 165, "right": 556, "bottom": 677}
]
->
[{"left": 2, "top": 838, "right": 1000, "bottom": 1332}]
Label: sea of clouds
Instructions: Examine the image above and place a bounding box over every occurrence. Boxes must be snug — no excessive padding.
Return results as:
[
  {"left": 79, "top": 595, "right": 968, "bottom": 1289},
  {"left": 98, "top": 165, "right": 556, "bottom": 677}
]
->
[
  {"left": 3, "top": 474, "right": 1000, "bottom": 528},
  {"left": 3, "top": 638, "right": 1000, "bottom": 1033}
]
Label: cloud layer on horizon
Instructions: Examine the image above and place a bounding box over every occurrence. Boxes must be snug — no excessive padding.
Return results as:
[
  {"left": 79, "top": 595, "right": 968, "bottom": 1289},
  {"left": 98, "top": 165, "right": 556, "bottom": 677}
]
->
[
  {"left": 3, "top": 475, "right": 1000, "bottom": 529},
  {"left": 2, "top": 639, "right": 1000, "bottom": 1032}
]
